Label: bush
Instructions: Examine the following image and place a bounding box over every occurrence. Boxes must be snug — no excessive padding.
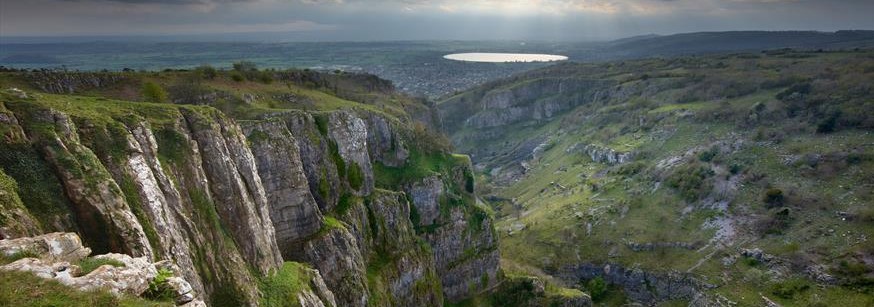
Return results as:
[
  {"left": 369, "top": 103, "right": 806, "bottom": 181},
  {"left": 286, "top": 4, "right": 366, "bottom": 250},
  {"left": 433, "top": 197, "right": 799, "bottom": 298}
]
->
[
  {"left": 816, "top": 112, "right": 839, "bottom": 133},
  {"left": 141, "top": 81, "right": 168, "bottom": 103},
  {"left": 194, "top": 65, "right": 218, "bottom": 79},
  {"left": 143, "top": 268, "right": 175, "bottom": 301},
  {"left": 698, "top": 146, "right": 719, "bottom": 162},
  {"left": 230, "top": 72, "right": 245, "bottom": 82},
  {"left": 666, "top": 162, "right": 715, "bottom": 202},
  {"left": 763, "top": 188, "right": 785, "bottom": 207},
  {"left": 585, "top": 277, "right": 608, "bottom": 302},
  {"left": 757, "top": 207, "right": 792, "bottom": 235},
  {"left": 769, "top": 278, "right": 810, "bottom": 299}
]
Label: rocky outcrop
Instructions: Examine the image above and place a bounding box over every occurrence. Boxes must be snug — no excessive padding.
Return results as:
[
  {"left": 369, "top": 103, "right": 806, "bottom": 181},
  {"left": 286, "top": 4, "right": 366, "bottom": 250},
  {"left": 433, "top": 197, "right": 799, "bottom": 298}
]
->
[
  {"left": 25, "top": 71, "right": 126, "bottom": 94},
  {"left": 406, "top": 158, "right": 500, "bottom": 301},
  {"left": 567, "top": 143, "right": 635, "bottom": 165},
  {"left": 558, "top": 263, "right": 713, "bottom": 304},
  {"left": 293, "top": 265, "right": 339, "bottom": 307},
  {"left": 296, "top": 226, "right": 369, "bottom": 306},
  {"left": 35, "top": 110, "right": 154, "bottom": 258},
  {"left": 181, "top": 108, "right": 283, "bottom": 274},
  {"left": 2, "top": 97, "right": 284, "bottom": 305},
  {"left": 0, "top": 232, "right": 205, "bottom": 306},
  {"left": 0, "top": 232, "right": 91, "bottom": 262},
  {"left": 241, "top": 119, "right": 323, "bottom": 258},
  {"left": 439, "top": 78, "right": 611, "bottom": 133},
  {"left": 407, "top": 176, "right": 444, "bottom": 226}
]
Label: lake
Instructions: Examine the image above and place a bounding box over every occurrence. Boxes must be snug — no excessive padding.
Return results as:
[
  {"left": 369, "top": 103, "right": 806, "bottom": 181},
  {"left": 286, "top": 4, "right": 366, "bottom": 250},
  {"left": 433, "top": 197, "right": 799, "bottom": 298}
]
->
[{"left": 443, "top": 53, "right": 568, "bottom": 63}]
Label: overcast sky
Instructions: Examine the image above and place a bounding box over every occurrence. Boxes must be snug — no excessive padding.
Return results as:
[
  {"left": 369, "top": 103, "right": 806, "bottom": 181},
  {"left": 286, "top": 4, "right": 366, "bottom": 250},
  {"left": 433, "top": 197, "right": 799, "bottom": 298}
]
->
[{"left": 1, "top": 0, "right": 873, "bottom": 41}]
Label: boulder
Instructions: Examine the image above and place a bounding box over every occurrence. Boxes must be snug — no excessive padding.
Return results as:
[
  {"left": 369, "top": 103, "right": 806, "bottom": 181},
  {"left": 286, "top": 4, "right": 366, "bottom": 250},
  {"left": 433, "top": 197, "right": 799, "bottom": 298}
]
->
[{"left": 0, "top": 232, "right": 91, "bottom": 262}]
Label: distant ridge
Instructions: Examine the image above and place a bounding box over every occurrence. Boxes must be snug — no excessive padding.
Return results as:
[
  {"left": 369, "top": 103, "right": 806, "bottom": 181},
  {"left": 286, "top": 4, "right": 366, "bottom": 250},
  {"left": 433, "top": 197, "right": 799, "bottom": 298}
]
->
[{"left": 597, "top": 30, "right": 874, "bottom": 59}]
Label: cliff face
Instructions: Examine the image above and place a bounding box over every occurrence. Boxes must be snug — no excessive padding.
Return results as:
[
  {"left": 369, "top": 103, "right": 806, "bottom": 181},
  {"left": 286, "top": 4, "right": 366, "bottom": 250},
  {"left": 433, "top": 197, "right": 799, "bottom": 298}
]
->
[
  {"left": 0, "top": 83, "right": 499, "bottom": 306},
  {"left": 439, "top": 78, "right": 612, "bottom": 134},
  {"left": 243, "top": 109, "right": 498, "bottom": 305}
]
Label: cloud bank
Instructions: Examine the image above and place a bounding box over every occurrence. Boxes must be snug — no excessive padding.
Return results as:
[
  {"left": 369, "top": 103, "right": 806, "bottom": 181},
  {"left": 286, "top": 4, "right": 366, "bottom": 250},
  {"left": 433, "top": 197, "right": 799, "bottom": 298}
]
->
[{"left": 1, "top": 0, "right": 872, "bottom": 40}]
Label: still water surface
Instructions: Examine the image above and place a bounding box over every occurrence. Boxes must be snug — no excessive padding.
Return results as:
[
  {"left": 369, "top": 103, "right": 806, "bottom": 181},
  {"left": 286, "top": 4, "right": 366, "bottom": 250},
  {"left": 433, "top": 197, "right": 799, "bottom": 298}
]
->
[{"left": 443, "top": 53, "right": 568, "bottom": 63}]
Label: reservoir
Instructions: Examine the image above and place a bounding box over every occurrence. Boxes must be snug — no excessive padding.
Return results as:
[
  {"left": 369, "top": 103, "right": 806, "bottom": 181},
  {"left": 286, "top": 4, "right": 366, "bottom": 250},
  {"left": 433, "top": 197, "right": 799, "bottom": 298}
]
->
[{"left": 443, "top": 53, "right": 568, "bottom": 63}]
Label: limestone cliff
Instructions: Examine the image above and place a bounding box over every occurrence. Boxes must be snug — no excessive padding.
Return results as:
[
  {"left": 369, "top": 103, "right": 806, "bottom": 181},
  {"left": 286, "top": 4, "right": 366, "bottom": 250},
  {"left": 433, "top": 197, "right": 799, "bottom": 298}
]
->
[{"left": 0, "top": 72, "right": 500, "bottom": 306}]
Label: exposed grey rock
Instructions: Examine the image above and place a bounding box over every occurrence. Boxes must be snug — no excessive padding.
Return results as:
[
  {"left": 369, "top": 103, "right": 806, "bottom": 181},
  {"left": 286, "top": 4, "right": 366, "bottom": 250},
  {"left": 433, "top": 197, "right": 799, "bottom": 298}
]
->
[
  {"left": 559, "top": 263, "right": 713, "bottom": 304},
  {"left": 1, "top": 233, "right": 205, "bottom": 305},
  {"left": 284, "top": 112, "right": 344, "bottom": 211},
  {"left": 242, "top": 119, "right": 324, "bottom": 257},
  {"left": 327, "top": 111, "right": 375, "bottom": 196},
  {"left": 35, "top": 110, "right": 153, "bottom": 258},
  {"left": 123, "top": 121, "right": 204, "bottom": 296},
  {"left": 181, "top": 108, "right": 282, "bottom": 275},
  {"left": 567, "top": 143, "right": 635, "bottom": 165},
  {"left": 407, "top": 176, "right": 444, "bottom": 226},
  {"left": 0, "top": 232, "right": 91, "bottom": 263},
  {"left": 306, "top": 267, "right": 338, "bottom": 307},
  {"left": 294, "top": 227, "right": 369, "bottom": 307},
  {"left": 741, "top": 248, "right": 774, "bottom": 263},
  {"left": 425, "top": 206, "right": 500, "bottom": 301},
  {"left": 364, "top": 113, "right": 409, "bottom": 167}
]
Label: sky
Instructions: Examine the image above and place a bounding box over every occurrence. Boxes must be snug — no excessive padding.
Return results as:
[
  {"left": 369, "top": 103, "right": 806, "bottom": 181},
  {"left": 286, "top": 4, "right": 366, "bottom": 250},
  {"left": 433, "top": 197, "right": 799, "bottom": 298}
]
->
[{"left": 1, "top": 0, "right": 873, "bottom": 41}]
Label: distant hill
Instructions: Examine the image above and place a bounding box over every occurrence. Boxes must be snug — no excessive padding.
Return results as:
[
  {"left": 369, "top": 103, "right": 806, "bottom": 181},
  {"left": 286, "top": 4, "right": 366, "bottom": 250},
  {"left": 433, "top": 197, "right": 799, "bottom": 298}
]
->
[{"left": 592, "top": 30, "right": 874, "bottom": 59}]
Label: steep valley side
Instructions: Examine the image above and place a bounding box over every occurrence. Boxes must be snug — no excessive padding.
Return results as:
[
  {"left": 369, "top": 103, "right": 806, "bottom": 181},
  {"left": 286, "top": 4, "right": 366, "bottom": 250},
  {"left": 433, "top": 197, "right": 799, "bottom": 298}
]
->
[{"left": 440, "top": 50, "right": 874, "bottom": 306}]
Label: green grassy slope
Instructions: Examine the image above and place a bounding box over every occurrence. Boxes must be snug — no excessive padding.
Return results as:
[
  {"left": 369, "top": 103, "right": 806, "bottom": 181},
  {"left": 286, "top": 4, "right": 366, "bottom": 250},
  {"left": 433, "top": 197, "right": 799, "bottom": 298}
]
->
[{"left": 447, "top": 50, "right": 874, "bottom": 305}]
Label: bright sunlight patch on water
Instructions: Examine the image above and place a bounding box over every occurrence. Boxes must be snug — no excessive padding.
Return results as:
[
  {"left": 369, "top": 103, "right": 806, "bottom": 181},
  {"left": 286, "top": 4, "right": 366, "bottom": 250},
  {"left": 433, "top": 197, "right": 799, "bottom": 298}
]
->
[{"left": 443, "top": 53, "right": 568, "bottom": 63}]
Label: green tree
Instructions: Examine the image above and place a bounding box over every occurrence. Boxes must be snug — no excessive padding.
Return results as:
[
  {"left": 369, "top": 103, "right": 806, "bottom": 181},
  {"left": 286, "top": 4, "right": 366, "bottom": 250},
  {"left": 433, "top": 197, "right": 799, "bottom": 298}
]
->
[{"left": 141, "top": 81, "right": 168, "bottom": 103}]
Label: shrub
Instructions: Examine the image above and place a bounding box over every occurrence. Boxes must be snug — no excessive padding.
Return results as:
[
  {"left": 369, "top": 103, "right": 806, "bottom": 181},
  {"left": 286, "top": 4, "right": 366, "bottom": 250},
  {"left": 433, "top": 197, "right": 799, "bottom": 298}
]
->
[
  {"left": 757, "top": 207, "right": 792, "bottom": 235},
  {"left": 763, "top": 188, "right": 785, "bottom": 207},
  {"left": 816, "top": 112, "right": 839, "bottom": 133},
  {"left": 769, "top": 278, "right": 810, "bottom": 299},
  {"left": 698, "top": 146, "right": 719, "bottom": 162},
  {"left": 585, "top": 277, "right": 608, "bottom": 302},
  {"left": 230, "top": 72, "right": 245, "bottom": 82},
  {"left": 141, "top": 81, "right": 168, "bottom": 103},
  {"left": 143, "top": 268, "right": 175, "bottom": 301},
  {"left": 194, "top": 65, "right": 218, "bottom": 79},
  {"left": 258, "top": 72, "right": 274, "bottom": 84},
  {"left": 666, "top": 162, "right": 715, "bottom": 202}
]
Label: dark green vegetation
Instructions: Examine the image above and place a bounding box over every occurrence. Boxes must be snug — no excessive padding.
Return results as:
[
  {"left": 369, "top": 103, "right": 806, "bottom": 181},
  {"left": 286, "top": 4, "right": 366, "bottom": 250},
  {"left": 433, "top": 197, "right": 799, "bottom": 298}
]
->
[{"left": 441, "top": 49, "right": 874, "bottom": 306}]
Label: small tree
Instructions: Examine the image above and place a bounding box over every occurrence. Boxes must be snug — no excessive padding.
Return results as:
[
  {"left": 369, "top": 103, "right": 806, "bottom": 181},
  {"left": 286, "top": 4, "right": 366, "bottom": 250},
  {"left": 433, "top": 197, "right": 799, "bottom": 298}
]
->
[{"left": 141, "top": 81, "right": 168, "bottom": 103}]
